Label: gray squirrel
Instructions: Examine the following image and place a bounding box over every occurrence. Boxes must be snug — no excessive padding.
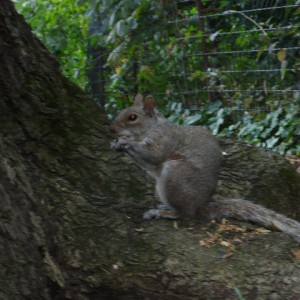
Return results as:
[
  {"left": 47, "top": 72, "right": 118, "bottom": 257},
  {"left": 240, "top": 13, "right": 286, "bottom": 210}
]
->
[{"left": 111, "top": 95, "right": 300, "bottom": 243}]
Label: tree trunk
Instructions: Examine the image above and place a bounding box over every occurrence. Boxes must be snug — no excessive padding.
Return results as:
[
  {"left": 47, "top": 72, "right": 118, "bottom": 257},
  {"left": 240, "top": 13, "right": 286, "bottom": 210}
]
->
[{"left": 1, "top": 1, "right": 300, "bottom": 299}]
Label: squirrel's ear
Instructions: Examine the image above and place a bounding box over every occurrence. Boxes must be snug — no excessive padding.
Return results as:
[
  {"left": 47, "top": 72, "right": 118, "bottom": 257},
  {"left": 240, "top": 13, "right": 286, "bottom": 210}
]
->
[
  {"left": 143, "top": 95, "right": 155, "bottom": 117},
  {"left": 134, "top": 94, "right": 144, "bottom": 106}
]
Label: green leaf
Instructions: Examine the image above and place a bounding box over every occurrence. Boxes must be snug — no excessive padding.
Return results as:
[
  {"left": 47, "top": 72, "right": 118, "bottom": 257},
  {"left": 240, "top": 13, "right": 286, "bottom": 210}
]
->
[
  {"left": 277, "top": 49, "right": 286, "bottom": 62},
  {"left": 115, "top": 19, "right": 128, "bottom": 37},
  {"left": 127, "top": 16, "right": 138, "bottom": 30},
  {"left": 109, "top": 11, "right": 117, "bottom": 26},
  {"left": 209, "top": 31, "right": 219, "bottom": 42},
  {"left": 185, "top": 114, "right": 202, "bottom": 125},
  {"left": 280, "top": 60, "right": 288, "bottom": 80}
]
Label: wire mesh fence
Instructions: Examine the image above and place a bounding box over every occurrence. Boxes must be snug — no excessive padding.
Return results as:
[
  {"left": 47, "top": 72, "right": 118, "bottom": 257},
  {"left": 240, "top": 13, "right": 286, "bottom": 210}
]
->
[{"left": 86, "top": 0, "right": 299, "bottom": 115}]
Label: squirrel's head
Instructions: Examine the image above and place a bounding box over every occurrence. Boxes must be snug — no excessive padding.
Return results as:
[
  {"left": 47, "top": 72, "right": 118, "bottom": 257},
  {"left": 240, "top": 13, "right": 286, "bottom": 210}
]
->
[{"left": 111, "top": 95, "right": 163, "bottom": 141}]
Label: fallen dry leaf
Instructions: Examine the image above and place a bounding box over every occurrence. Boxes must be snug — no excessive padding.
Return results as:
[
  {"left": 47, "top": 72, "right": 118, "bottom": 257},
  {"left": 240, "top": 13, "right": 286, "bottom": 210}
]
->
[
  {"left": 255, "top": 227, "right": 271, "bottom": 234},
  {"left": 173, "top": 221, "right": 179, "bottom": 230},
  {"left": 286, "top": 155, "right": 300, "bottom": 174},
  {"left": 199, "top": 219, "right": 273, "bottom": 256},
  {"left": 292, "top": 250, "right": 300, "bottom": 259},
  {"left": 223, "top": 252, "right": 234, "bottom": 259},
  {"left": 220, "top": 240, "right": 231, "bottom": 247}
]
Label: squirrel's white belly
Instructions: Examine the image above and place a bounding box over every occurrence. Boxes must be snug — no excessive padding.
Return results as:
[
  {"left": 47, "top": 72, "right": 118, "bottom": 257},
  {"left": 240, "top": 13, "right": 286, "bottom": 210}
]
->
[{"left": 153, "top": 161, "right": 176, "bottom": 205}]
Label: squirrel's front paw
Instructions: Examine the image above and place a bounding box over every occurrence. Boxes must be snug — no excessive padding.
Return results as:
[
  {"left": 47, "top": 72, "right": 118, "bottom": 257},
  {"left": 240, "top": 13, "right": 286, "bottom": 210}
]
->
[{"left": 110, "top": 138, "right": 128, "bottom": 152}]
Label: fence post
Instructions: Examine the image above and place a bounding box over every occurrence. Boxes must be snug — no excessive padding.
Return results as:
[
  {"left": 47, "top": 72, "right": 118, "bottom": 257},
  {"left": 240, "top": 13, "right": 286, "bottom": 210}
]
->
[{"left": 194, "top": 0, "right": 214, "bottom": 102}]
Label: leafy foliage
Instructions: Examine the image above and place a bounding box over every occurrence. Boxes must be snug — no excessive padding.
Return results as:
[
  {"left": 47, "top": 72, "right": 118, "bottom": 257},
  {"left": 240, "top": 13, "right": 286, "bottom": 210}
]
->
[
  {"left": 14, "top": 0, "right": 300, "bottom": 154},
  {"left": 168, "top": 100, "right": 300, "bottom": 154},
  {"left": 14, "top": 0, "right": 91, "bottom": 88}
]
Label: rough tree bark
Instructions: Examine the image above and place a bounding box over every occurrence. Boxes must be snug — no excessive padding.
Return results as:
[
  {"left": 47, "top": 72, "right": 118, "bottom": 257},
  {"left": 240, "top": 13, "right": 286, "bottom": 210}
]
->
[{"left": 0, "top": 1, "right": 300, "bottom": 299}]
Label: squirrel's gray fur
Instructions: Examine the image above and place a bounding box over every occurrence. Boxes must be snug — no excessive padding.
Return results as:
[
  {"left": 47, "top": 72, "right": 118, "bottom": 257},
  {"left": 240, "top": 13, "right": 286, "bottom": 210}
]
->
[{"left": 111, "top": 95, "right": 300, "bottom": 243}]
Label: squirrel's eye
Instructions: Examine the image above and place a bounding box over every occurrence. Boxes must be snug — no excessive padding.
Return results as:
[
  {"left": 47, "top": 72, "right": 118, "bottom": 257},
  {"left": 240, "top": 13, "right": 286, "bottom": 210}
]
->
[{"left": 128, "top": 114, "right": 137, "bottom": 121}]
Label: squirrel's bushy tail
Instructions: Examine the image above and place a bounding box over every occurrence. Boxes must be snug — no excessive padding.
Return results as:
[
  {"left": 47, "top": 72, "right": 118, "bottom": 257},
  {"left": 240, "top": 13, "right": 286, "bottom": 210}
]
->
[{"left": 208, "top": 199, "right": 300, "bottom": 243}]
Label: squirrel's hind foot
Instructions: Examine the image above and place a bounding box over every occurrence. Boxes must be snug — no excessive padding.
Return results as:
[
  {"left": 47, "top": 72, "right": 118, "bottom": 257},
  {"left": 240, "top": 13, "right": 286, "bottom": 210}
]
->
[{"left": 143, "top": 205, "right": 178, "bottom": 220}]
